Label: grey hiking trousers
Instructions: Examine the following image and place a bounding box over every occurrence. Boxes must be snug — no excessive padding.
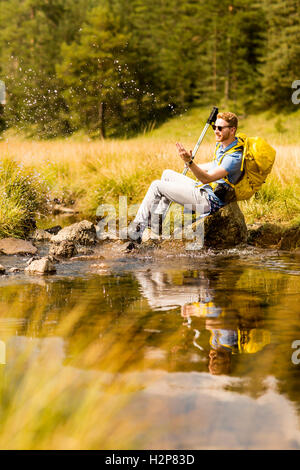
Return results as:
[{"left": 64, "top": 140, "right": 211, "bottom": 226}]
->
[{"left": 133, "top": 169, "right": 211, "bottom": 234}]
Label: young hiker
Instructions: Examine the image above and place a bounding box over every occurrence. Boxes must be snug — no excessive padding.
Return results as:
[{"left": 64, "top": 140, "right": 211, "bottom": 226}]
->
[{"left": 124, "top": 111, "right": 243, "bottom": 248}]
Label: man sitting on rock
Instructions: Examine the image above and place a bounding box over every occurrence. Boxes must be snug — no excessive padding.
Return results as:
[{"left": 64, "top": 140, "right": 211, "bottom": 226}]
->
[{"left": 125, "top": 111, "right": 244, "bottom": 249}]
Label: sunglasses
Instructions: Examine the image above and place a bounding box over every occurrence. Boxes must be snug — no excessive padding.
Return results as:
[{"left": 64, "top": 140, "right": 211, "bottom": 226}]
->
[{"left": 212, "top": 125, "right": 233, "bottom": 131}]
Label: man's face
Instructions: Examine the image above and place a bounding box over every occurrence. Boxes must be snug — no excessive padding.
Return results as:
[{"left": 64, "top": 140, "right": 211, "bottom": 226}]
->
[
  {"left": 214, "top": 118, "right": 235, "bottom": 143},
  {"left": 208, "top": 348, "right": 232, "bottom": 375}
]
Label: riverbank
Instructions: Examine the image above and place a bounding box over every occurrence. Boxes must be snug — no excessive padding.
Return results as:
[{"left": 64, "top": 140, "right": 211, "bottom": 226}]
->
[{"left": 0, "top": 108, "right": 299, "bottom": 239}]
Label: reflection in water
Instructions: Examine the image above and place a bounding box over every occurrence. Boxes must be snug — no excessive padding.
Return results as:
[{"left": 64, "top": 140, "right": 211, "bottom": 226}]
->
[
  {"left": 136, "top": 266, "right": 271, "bottom": 375},
  {"left": 0, "top": 253, "right": 299, "bottom": 449},
  {"left": 181, "top": 295, "right": 270, "bottom": 375}
]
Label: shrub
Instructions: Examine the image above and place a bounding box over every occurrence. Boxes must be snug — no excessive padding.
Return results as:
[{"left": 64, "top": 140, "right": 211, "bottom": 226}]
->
[{"left": 0, "top": 159, "right": 49, "bottom": 238}]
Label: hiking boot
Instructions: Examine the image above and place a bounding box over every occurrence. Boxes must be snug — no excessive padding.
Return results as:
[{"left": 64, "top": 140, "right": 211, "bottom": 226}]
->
[
  {"left": 125, "top": 239, "right": 141, "bottom": 252},
  {"left": 119, "top": 222, "right": 145, "bottom": 241}
]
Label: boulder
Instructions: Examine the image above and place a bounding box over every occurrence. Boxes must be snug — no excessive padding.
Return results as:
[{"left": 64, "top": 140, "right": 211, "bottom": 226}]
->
[
  {"left": 51, "top": 220, "right": 96, "bottom": 246},
  {"left": 0, "top": 238, "right": 38, "bottom": 255},
  {"left": 49, "top": 241, "right": 77, "bottom": 259},
  {"left": 247, "top": 224, "right": 300, "bottom": 250},
  {"left": 203, "top": 202, "right": 247, "bottom": 248},
  {"left": 278, "top": 226, "right": 300, "bottom": 250},
  {"left": 30, "top": 229, "right": 52, "bottom": 242},
  {"left": 247, "top": 223, "right": 283, "bottom": 248},
  {"left": 25, "top": 257, "right": 56, "bottom": 275}
]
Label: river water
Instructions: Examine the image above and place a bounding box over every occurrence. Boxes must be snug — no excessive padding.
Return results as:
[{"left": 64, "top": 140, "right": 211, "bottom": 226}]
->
[{"left": 0, "top": 246, "right": 299, "bottom": 449}]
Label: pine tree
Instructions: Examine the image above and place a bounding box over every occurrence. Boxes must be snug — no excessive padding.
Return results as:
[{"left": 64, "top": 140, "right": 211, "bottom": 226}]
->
[
  {"left": 261, "top": 0, "right": 300, "bottom": 109},
  {"left": 0, "top": 0, "right": 95, "bottom": 136},
  {"left": 57, "top": 4, "right": 132, "bottom": 137},
  {"left": 198, "top": 0, "right": 265, "bottom": 110}
]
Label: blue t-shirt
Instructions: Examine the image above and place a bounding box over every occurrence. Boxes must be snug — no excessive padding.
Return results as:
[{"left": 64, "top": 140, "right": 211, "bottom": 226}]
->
[{"left": 197, "top": 138, "right": 243, "bottom": 214}]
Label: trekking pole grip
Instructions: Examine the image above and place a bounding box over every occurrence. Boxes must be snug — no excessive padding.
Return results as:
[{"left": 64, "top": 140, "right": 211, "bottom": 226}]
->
[{"left": 207, "top": 106, "right": 218, "bottom": 125}]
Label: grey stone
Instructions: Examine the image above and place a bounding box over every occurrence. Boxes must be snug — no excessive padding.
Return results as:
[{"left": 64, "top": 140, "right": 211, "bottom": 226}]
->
[
  {"left": 49, "top": 241, "right": 77, "bottom": 259},
  {"left": 30, "top": 229, "right": 52, "bottom": 242},
  {"left": 51, "top": 220, "right": 96, "bottom": 246},
  {"left": 25, "top": 257, "right": 56, "bottom": 275},
  {"left": 7, "top": 267, "right": 21, "bottom": 273},
  {"left": 0, "top": 238, "right": 38, "bottom": 255}
]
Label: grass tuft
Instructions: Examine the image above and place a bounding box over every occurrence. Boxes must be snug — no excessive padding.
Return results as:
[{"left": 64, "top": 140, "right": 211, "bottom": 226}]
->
[{"left": 0, "top": 159, "right": 49, "bottom": 238}]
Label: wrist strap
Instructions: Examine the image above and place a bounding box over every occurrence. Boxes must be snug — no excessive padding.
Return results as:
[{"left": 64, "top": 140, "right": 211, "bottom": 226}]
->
[{"left": 188, "top": 159, "right": 193, "bottom": 165}]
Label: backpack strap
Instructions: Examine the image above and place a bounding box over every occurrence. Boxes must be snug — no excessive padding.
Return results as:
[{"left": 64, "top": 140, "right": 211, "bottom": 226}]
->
[
  {"left": 196, "top": 140, "right": 244, "bottom": 190},
  {"left": 214, "top": 141, "right": 244, "bottom": 188},
  {"left": 236, "top": 134, "right": 247, "bottom": 172}
]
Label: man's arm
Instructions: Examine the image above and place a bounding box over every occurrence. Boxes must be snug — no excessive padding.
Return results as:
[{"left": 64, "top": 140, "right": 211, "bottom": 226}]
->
[
  {"left": 197, "top": 162, "right": 212, "bottom": 172},
  {"left": 176, "top": 142, "right": 228, "bottom": 184},
  {"left": 188, "top": 161, "right": 228, "bottom": 184}
]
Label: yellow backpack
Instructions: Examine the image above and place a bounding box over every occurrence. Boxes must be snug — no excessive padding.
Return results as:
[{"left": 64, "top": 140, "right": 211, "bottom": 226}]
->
[{"left": 234, "top": 133, "right": 276, "bottom": 201}]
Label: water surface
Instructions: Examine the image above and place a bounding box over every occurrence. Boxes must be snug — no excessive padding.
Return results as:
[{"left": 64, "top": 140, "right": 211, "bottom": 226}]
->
[{"left": 0, "top": 250, "right": 299, "bottom": 449}]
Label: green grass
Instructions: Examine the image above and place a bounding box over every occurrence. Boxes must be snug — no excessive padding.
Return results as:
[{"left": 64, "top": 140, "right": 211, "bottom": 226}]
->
[
  {"left": 146, "top": 106, "right": 300, "bottom": 146},
  {"left": 0, "top": 159, "right": 49, "bottom": 238},
  {"left": 239, "top": 176, "right": 300, "bottom": 226}
]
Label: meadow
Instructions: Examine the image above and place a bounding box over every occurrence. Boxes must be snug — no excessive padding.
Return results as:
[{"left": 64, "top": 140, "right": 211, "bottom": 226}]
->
[
  {"left": 0, "top": 108, "right": 300, "bottom": 450},
  {"left": 0, "top": 107, "right": 299, "bottom": 237}
]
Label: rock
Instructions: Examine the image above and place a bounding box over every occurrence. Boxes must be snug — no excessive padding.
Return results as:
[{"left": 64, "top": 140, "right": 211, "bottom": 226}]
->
[
  {"left": 7, "top": 267, "right": 21, "bottom": 273},
  {"left": 95, "top": 225, "right": 118, "bottom": 241},
  {"left": 0, "top": 238, "right": 38, "bottom": 255},
  {"left": 25, "top": 257, "right": 56, "bottom": 275},
  {"left": 49, "top": 241, "right": 77, "bottom": 259},
  {"left": 76, "top": 246, "right": 95, "bottom": 255},
  {"left": 203, "top": 202, "right": 247, "bottom": 248},
  {"left": 247, "top": 223, "right": 283, "bottom": 248},
  {"left": 30, "top": 229, "right": 52, "bottom": 242},
  {"left": 45, "top": 225, "right": 62, "bottom": 235},
  {"left": 26, "top": 256, "right": 40, "bottom": 265},
  {"left": 247, "top": 224, "right": 300, "bottom": 250},
  {"left": 278, "top": 226, "right": 300, "bottom": 250},
  {"left": 90, "top": 262, "right": 107, "bottom": 269},
  {"left": 0, "top": 264, "right": 5, "bottom": 274},
  {"left": 51, "top": 220, "right": 96, "bottom": 246}
]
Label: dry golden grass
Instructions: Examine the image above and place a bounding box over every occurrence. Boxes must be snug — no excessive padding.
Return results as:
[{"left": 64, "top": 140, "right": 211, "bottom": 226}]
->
[
  {"left": 1, "top": 138, "right": 298, "bottom": 179},
  {"left": 0, "top": 137, "right": 299, "bottom": 227}
]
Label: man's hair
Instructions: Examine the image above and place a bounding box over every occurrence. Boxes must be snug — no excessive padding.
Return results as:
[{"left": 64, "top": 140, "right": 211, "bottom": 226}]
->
[{"left": 217, "top": 111, "right": 238, "bottom": 129}]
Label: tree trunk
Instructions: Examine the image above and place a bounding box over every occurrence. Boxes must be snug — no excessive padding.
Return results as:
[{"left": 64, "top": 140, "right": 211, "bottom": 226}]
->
[
  {"left": 212, "top": 20, "right": 217, "bottom": 95},
  {"left": 99, "top": 102, "right": 106, "bottom": 139},
  {"left": 0, "top": 104, "right": 5, "bottom": 133},
  {"left": 224, "top": 5, "right": 233, "bottom": 103}
]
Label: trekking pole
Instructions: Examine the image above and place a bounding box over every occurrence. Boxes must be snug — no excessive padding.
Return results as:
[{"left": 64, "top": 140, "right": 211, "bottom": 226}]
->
[
  {"left": 156, "top": 106, "right": 219, "bottom": 223},
  {"left": 182, "top": 106, "right": 218, "bottom": 175}
]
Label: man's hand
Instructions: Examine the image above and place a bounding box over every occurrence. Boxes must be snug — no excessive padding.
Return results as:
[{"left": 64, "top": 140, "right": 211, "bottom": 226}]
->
[
  {"left": 176, "top": 141, "right": 228, "bottom": 184},
  {"left": 176, "top": 142, "right": 193, "bottom": 163}
]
